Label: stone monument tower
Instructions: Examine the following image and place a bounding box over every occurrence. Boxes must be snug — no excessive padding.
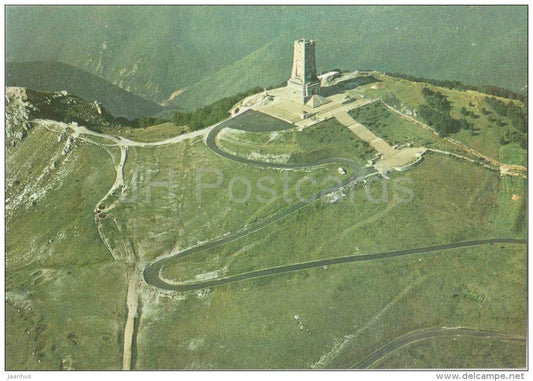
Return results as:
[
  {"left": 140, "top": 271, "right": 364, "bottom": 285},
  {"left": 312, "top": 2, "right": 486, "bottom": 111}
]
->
[{"left": 287, "top": 39, "right": 320, "bottom": 104}]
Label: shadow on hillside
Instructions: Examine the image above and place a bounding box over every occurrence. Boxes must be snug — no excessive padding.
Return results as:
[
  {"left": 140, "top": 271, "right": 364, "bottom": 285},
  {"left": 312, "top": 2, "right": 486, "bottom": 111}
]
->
[{"left": 320, "top": 75, "right": 382, "bottom": 97}]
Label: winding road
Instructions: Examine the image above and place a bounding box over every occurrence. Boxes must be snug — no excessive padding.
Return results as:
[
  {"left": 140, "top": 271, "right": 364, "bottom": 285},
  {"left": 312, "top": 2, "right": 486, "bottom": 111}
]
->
[
  {"left": 143, "top": 110, "right": 379, "bottom": 290},
  {"left": 205, "top": 111, "right": 370, "bottom": 171},
  {"left": 142, "top": 110, "right": 526, "bottom": 292},
  {"left": 37, "top": 105, "right": 526, "bottom": 369},
  {"left": 41, "top": 115, "right": 526, "bottom": 295},
  {"left": 353, "top": 327, "right": 526, "bottom": 369}
]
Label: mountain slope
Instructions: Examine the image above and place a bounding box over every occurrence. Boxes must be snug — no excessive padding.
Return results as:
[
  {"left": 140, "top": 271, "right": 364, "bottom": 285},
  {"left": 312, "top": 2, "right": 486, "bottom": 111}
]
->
[
  {"left": 6, "top": 61, "right": 165, "bottom": 119},
  {"left": 6, "top": 114, "right": 127, "bottom": 370},
  {"left": 6, "top": 6, "right": 526, "bottom": 111},
  {"left": 174, "top": 6, "right": 527, "bottom": 110},
  {"left": 5, "top": 69, "right": 526, "bottom": 370}
]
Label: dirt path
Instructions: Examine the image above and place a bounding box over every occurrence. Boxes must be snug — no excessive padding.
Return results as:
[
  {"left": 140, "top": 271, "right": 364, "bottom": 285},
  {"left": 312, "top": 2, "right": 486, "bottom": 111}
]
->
[
  {"left": 36, "top": 118, "right": 213, "bottom": 149},
  {"left": 122, "top": 273, "right": 139, "bottom": 370},
  {"left": 36, "top": 118, "right": 208, "bottom": 371},
  {"left": 428, "top": 145, "right": 526, "bottom": 179}
]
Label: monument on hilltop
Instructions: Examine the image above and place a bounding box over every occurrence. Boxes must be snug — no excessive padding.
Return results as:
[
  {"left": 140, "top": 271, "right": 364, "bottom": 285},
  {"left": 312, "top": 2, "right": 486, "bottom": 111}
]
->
[{"left": 287, "top": 39, "right": 321, "bottom": 104}]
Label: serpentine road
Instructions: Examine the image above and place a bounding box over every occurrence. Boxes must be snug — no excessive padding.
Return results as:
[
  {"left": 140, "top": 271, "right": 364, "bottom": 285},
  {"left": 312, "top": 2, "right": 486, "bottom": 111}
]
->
[
  {"left": 144, "top": 238, "right": 524, "bottom": 291},
  {"left": 142, "top": 111, "right": 526, "bottom": 292},
  {"left": 143, "top": 111, "right": 377, "bottom": 290},
  {"left": 353, "top": 327, "right": 526, "bottom": 369}
]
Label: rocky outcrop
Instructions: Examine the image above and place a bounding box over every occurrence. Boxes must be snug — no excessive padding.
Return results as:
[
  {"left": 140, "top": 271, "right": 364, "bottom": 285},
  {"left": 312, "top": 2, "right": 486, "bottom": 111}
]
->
[
  {"left": 5, "top": 87, "right": 38, "bottom": 150},
  {"left": 6, "top": 86, "right": 119, "bottom": 150}
]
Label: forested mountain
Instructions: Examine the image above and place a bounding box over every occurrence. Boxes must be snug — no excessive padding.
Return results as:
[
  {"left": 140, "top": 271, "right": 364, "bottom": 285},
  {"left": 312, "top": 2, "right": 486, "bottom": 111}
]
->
[{"left": 7, "top": 6, "right": 526, "bottom": 111}]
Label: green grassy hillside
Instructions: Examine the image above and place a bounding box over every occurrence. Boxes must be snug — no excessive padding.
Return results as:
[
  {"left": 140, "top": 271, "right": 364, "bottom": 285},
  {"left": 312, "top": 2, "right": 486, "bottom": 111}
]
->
[
  {"left": 6, "top": 6, "right": 526, "bottom": 110},
  {"left": 5, "top": 69, "right": 526, "bottom": 369},
  {"left": 122, "top": 135, "right": 525, "bottom": 369},
  {"left": 6, "top": 122, "right": 127, "bottom": 369}
]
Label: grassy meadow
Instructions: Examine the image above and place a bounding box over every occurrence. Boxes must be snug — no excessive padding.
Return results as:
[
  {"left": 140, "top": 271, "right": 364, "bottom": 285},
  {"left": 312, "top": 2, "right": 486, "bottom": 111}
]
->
[
  {"left": 137, "top": 242, "right": 525, "bottom": 369},
  {"left": 6, "top": 124, "right": 127, "bottom": 370}
]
